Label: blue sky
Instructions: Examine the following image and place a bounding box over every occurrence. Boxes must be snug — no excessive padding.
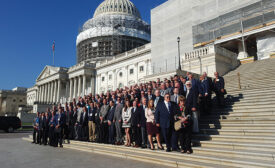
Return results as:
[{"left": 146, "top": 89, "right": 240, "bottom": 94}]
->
[{"left": 0, "top": 0, "right": 167, "bottom": 90}]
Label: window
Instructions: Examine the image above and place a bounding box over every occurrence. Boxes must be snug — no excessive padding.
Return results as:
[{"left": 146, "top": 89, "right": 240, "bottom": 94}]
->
[
  {"left": 139, "top": 66, "right": 144, "bottom": 72},
  {"left": 130, "top": 69, "right": 134, "bottom": 74},
  {"left": 119, "top": 72, "right": 123, "bottom": 77},
  {"left": 109, "top": 74, "right": 112, "bottom": 80},
  {"left": 102, "top": 77, "right": 105, "bottom": 82}
]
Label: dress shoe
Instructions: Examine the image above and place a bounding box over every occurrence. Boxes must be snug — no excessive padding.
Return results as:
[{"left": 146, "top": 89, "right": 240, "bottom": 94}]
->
[
  {"left": 60, "top": 145, "right": 63, "bottom": 148},
  {"left": 157, "top": 146, "right": 164, "bottom": 150},
  {"left": 166, "top": 148, "right": 171, "bottom": 152}
]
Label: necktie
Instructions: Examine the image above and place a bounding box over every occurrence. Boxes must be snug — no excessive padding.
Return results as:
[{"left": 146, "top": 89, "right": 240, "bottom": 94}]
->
[{"left": 175, "top": 95, "right": 177, "bottom": 103}]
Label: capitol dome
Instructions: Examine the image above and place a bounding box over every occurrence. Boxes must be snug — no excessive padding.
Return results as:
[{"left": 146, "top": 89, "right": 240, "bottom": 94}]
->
[
  {"left": 93, "top": 0, "right": 141, "bottom": 19},
  {"left": 76, "top": 0, "right": 150, "bottom": 64}
]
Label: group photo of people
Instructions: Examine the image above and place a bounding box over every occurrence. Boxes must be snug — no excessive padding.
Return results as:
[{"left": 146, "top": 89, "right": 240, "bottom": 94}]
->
[{"left": 32, "top": 71, "right": 225, "bottom": 154}]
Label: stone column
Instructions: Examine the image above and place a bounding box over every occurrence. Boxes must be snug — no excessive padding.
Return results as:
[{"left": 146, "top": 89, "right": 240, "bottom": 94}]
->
[
  {"left": 73, "top": 78, "right": 77, "bottom": 99},
  {"left": 56, "top": 80, "right": 61, "bottom": 103},
  {"left": 69, "top": 78, "right": 73, "bottom": 101},
  {"left": 113, "top": 70, "right": 117, "bottom": 90},
  {"left": 78, "top": 76, "right": 82, "bottom": 98},
  {"left": 50, "top": 81, "right": 54, "bottom": 104},
  {"left": 125, "top": 66, "right": 129, "bottom": 87},
  {"left": 135, "top": 63, "right": 139, "bottom": 84},
  {"left": 53, "top": 80, "right": 57, "bottom": 104},
  {"left": 41, "top": 85, "right": 44, "bottom": 103},
  {"left": 90, "top": 76, "right": 95, "bottom": 95},
  {"left": 43, "top": 84, "right": 46, "bottom": 103},
  {"left": 38, "top": 86, "right": 41, "bottom": 103},
  {"left": 83, "top": 75, "right": 86, "bottom": 96}
]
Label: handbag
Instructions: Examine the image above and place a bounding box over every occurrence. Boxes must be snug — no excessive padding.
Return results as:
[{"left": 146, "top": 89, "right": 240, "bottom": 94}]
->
[{"left": 174, "top": 120, "right": 182, "bottom": 131}]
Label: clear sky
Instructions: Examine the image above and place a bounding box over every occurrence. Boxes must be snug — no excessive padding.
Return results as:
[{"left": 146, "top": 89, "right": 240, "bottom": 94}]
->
[{"left": 0, "top": 0, "right": 167, "bottom": 90}]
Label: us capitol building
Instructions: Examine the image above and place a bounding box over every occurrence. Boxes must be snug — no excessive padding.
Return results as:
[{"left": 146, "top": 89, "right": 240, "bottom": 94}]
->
[{"left": 26, "top": 0, "right": 275, "bottom": 113}]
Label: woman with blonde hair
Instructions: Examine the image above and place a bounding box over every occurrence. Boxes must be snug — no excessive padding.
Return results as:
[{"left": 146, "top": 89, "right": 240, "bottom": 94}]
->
[{"left": 145, "top": 99, "right": 164, "bottom": 150}]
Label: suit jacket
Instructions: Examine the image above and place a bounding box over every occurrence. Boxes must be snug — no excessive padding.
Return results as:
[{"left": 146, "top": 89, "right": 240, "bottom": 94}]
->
[
  {"left": 72, "top": 110, "right": 78, "bottom": 125},
  {"left": 56, "top": 113, "right": 66, "bottom": 127},
  {"left": 42, "top": 116, "right": 50, "bottom": 130},
  {"left": 107, "top": 106, "right": 116, "bottom": 122},
  {"left": 154, "top": 96, "right": 164, "bottom": 107},
  {"left": 200, "top": 79, "right": 209, "bottom": 95},
  {"left": 171, "top": 94, "right": 182, "bottom": 104},
  {"left": 88, "top": 107, "right": 97, "bottom": 122},
  {"left": 137, "top": 105, "right": 147, "bottom": 128},
  {"left": 100, "top": 105, "right": 110, "bottom": 122},
  {"left": 155, "top": 101, "right": 176, "bottom": 129},
  {"left": 130, "top": 107, "right": 139, "bottom": 126},
  {"left": 147, "top": 94, "right": 156, "bottom": 101},
  {"left": 80, "top": 112, "right": 88, "bottom": 127},
  {"left": 213, "top": 76, "right": 225, "bottom": 93},
  {"left": 185, "top": 88, "right": 198, "bottom": 116},
  {"left": 114, "top": 103, "right": 123, "bottom": 122}
]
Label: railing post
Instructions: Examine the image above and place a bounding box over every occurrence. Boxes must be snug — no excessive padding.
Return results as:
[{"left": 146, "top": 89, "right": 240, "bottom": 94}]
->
[{"left": 237, "top": 72, "right": 241, "bottom": 89}]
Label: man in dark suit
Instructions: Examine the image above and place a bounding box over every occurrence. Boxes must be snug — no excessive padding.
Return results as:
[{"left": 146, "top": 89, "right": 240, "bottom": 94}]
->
[
  {"left": 80, "top": 106, "right": 88, "bottom": 141},
  {"left": 203, "top": 72, "right": 213, "bottom": 114},
  {"left": 213, "top": 72, "right": 225, "bottom": 107},
  {"left": 155, "top": 93, "right": 177, "bottom": 152},
  {"left": 49, "top": 110, "right": 56, "bottom": 146},
  {"left": 131, "top": 100, "right": 141, "bottom": 147},
  {"left": 55, "top": 108, "right": 65, "bottom": 147},
  {"left": 42, "top": 112, "right": 50, "bottom": 145},
  {"left": 183, "top": 81, "right": 198, "bottom": 153},
  {"left": 137, "top": 97, "right": 148, "bottom": 148},
  {"left": 154, "top": 89, "right": 164, "bottom": 107},
  {"left": 107, "top": 101, "right": 116, "bottom": 144},
  {"left": 147, "top": 89, "right": 156, "bottom": 101}
]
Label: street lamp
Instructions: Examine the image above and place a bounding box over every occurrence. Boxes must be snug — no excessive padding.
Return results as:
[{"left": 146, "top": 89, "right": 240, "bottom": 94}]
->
[{"left": 177, "top": 37, "right": 181, "bottom": 70}]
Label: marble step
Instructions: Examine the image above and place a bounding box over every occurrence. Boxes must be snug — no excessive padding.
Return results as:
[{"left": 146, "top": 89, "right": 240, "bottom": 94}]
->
[
  {"left": 200, "top": 119, "right": 275, "bottom": 124},
  {"left": 192, "top": 147, "right": 275, "bottom": 161},
  {"left": 65, "top": 140, "right": 275, "bottom": 168},
  {"left": 200, "top": 123, "right": 275, "bottom": 130},
  {"left": 193, "top": 140, "right": 275, "bottom": 153},
  {"left": 194, "top": 134, "right": 275, "bottom": 144},
  {"left": 200, "top": 128, "right": 275, "bottom": 136}
]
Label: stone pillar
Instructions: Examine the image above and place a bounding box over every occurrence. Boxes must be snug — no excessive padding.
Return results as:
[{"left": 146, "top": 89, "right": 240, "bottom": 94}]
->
[
  {"left": 69, "top": 78, "right": 73, "bottom": 101},
  {"left": 53, "top": 80, "right": 57, "bottom": 104},
  {"left": 57, "top": 80, "right": 61, "bottom": 103},
  {"left": 113, "top": 70, "right": 117, "bottom": 90},
  {"left": 90, "top": 76, "right": 95, "bottom": 95},
  {"left": 238, "top": 41, "right": 248, "bottom": 60},
  {"left": 135, "top": 63, "right": 139, "bottom": 84},
  {"left": 73, "top": 78, "right": 77, "bottom": 99},
  {"left": 43, "top": 84, "right": 46, "bottom": 103},
  {"left": 50, "top": 82, "right": 54, "bottom": 104},
  {"left": 41, "top": 85, "right": 44, "bottom": 103},
  {"left": 83, "top": 75, "right": 86, "bottom": 96},
  {"left": 105, "top": 72, "right": 108, "bottom": 91},
  {"left": 38, "top": 86, "right": 41, "bottom": 103},
  {"left": 126, "top": 66, "right": 129, "bottom": 87},
  {"left": 78, "top": 76, "right": 82, "bottom": 98}
]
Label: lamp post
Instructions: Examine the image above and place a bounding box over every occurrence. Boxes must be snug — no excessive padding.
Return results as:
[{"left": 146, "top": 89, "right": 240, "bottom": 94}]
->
[{"left": 177, "top": 37, "right": 181, "bottom": 70}]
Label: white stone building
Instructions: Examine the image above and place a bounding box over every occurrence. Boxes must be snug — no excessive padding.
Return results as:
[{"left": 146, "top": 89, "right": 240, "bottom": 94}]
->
[{"left": 27, "top": 0, "right": 275, "bottom": 113}]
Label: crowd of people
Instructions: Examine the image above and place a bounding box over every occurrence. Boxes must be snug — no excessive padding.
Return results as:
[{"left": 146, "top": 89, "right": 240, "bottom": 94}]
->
[{"left": 32, "top": 71, "right": 225, "bottom": 154}]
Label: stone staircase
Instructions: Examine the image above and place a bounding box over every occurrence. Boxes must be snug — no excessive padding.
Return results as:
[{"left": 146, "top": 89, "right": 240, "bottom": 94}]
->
[{"left": 22, "top": 58, "right": 275, "bottom": 167}]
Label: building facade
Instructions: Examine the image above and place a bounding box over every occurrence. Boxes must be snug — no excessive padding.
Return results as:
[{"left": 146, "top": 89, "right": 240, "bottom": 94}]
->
[
  {"left": 27, "top": 0, "right": 275, "bottom": 113},
  {"left": 0, "top": 88, "right": 27, "bottom": 116}
]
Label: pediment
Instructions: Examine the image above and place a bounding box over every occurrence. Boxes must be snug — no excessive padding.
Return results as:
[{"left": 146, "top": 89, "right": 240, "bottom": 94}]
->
[{"left": 36, "top": 66, "right": 60, "bottom": 81}]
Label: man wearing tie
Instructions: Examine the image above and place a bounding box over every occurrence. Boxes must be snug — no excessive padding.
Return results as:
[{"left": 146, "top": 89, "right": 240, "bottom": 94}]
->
[
  {"left": 42, "top": 112, "right": 50, "bottom": 145},
  {"left": 171, "top": 88, "right": 182, "bottom": 104},
  {"left": 131, "top": 100, "right": 141, "bottom": 147},
  {"left": 155, "top": 93, "right": 176, "bottom": 152},
  {"left": 154, "top": 89, "right": 164, "bottom": 107},
  {"left": 137, "top": 97, "right": 148, "bottom": 148},
  {"left": 114, "top": 97, "right": 124, "bottom": 145},
  {"left": 107, "top": 101, "right": 116, "bottom": 144}
]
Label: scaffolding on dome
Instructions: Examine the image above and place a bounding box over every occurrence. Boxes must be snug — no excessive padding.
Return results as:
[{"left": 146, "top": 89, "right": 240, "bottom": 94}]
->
[{"left": 76, "top": 14, "right": 150, "bottom": 63}]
